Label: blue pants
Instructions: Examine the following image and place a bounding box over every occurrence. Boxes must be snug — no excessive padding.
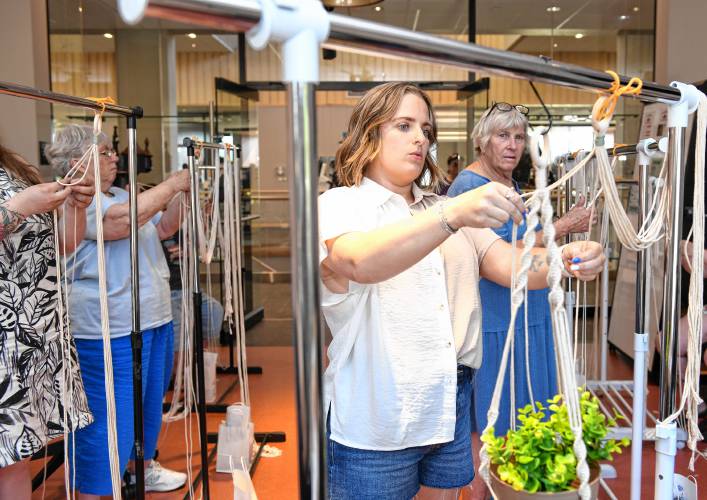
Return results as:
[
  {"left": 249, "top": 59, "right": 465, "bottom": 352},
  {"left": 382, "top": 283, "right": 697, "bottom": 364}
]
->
[{"left": 70, "top": 322, "right": 174, "bottom": 495}]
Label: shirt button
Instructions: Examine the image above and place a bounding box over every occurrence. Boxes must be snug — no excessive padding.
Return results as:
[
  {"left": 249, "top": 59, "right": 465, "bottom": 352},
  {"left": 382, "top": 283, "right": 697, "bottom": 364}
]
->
[
  {"left": 447, "top": 341, "right": 452, "bottom": 348},
  {"left": 439, "top": 304, "right": 445, "bottom": 311},
  {"left": 436, "top": 269, "right": 442, "bottom": 275}
]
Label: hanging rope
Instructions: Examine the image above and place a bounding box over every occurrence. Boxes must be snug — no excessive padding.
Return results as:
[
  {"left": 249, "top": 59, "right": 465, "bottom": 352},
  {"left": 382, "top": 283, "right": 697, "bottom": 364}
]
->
[
  {"left": 478, "top": 143, "right": 544, "bottom": 496},
  {"left": 662, "top": 91, "right": 707, "bottom": 469},
  {"left": 52, "top": 208, "right": 74, "bottom": 500},
  {"left": 479, "top": 133, "right": 591, "bottom": 499},
  {"left": 533, "top": 134, "right": 592, "bottom": 499},
  {"left": 54, "top": 112, "right": 122, "bottom": 498}
]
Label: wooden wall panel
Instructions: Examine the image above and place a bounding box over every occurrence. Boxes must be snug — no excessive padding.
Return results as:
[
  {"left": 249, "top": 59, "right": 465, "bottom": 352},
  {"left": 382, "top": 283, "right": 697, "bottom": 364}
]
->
[
  {"left": 51, "top": 45, "right": 616, "bottom": 109},
  {"left": 50, "top": 52, "right": 117, "bottom": 100}
]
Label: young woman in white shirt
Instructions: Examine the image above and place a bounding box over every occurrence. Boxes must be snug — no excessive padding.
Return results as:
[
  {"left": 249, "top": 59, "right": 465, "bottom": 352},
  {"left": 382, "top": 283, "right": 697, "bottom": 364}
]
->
[{"left": 318, "top": 82, "right": 604, "bottom": 500}]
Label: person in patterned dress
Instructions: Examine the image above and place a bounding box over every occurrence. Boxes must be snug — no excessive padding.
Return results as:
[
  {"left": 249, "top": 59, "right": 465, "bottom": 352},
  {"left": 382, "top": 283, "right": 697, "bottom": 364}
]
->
[{"left": 0, "top": 141, "right": 94, "bottom": 499}]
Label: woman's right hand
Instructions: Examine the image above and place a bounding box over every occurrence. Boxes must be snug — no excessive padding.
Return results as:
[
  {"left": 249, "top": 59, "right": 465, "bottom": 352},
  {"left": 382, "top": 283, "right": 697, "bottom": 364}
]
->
[
  {"left": 445, "top": 181, "right": 525, "bottom": 229},
  {"left": 4, "top": 182, "right": 72, "bottom": 216}
]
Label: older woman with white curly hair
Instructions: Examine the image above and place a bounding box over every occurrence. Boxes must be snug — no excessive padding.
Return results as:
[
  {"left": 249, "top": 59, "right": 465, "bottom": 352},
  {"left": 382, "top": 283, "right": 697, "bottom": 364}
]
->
[{"left": 46, "top": 124, "right": 191, "bottom": 498}]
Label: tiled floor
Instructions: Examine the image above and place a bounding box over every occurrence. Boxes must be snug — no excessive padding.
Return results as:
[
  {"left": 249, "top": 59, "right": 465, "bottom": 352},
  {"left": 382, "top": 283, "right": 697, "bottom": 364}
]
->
[{"left": 29, "top": 333, "right": 707, "bottom": 499}]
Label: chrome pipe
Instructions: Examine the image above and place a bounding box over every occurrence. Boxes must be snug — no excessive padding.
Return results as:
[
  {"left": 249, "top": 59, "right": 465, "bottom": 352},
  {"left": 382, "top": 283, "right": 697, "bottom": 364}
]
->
[
  {"left": 636, "top": 162, "right": 650, "bottom": 338},
  {"left": 287, "top": 81, "right": 326, "bottom": 500},
  {"left": 117, "top": 0, "right": 681, "bottom": 104},
  {"left": 659, "top": 126, "right": 685, "bottom": 419},
  {"left": 0, "top": 80, "right": 141, "bottom": 116}
]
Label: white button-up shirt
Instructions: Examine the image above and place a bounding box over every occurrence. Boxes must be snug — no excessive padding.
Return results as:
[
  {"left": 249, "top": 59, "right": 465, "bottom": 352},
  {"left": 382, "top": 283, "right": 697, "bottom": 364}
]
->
[{"left": 319, "top": 178, "right": 499, "bottom": 451}]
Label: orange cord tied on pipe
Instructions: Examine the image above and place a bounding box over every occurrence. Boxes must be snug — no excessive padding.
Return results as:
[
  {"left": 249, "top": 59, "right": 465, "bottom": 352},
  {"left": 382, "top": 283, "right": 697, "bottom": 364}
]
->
[
  {"left": 612, "top": 143, "right": 629, "bottom": 156},
  {"left": 592, "top": 70, "right": 643, "bottom": 124},
  {"left": 86, "top": 96, "right": 117, "bottom": 116}
]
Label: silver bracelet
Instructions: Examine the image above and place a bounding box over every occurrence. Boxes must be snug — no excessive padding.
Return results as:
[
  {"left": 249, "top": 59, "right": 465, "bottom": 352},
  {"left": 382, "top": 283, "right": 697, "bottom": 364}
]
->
[{"left": 438, "top": 201, "right": 458, "bottom": 235}]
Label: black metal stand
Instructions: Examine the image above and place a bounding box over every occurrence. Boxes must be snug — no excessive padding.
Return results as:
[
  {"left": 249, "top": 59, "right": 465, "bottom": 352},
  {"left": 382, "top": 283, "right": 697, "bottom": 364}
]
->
[
  {"left": 178, "top": 138, "right": 286, "bottom": 497},
  {"left": 127, "top": 114, "right": 146, "bottom": 500},
  {"left": 187, "top": 141, "right": 211, "bottom": 500}
]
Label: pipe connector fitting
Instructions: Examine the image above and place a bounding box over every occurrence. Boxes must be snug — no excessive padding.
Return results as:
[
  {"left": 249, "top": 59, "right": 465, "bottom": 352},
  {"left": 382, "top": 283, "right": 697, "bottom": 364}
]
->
[
  {"left": 118, "top": 0, "right": 149, "bottom": 25},
  {"left": 247, "top": 0, "right": 330, "bottom": 82},
  {"left": 636, "top": 138, "right": 659, "bottom": 167},
  {"left": 667, "top": 81, "right": 701, "bottom": 128}
]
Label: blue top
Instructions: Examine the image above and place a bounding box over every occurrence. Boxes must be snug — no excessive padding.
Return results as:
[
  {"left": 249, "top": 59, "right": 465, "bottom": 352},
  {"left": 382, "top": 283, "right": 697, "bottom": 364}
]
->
[
  {"left": 67, "top": 187, "right": 172, "bottom": 339},
  {"left": 448, "top": 170, "right": 549, "bottom": 331}
]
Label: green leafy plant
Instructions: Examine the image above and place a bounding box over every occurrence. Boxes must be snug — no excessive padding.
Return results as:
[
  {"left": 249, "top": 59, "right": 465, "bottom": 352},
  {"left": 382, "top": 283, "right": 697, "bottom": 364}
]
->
[{"left": 481, "top": 390, "right": 629, "bottom": 493}]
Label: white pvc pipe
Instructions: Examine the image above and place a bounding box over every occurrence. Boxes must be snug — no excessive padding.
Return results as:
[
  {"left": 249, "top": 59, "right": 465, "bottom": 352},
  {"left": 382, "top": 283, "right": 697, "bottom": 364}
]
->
[{"left": 631, "top": 332, "right": 648, "bottom": 500}]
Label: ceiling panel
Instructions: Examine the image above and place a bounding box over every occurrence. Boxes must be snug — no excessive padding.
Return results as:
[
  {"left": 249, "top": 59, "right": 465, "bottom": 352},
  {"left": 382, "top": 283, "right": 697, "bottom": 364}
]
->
[{"left": 46, "top": 0, "right": 655, "bottom": 45}]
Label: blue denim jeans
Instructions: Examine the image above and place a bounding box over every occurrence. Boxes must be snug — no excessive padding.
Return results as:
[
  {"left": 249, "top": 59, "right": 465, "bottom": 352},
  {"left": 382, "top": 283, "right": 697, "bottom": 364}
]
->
[{"left": 327, "top": 365, "right": 475, "bottom": 500}]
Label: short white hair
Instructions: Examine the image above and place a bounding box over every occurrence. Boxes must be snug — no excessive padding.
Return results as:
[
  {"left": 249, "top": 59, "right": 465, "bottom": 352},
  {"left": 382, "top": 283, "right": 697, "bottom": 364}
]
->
[
  {"left": 471, "top": 106, "right": 528, "bottom": 155},
  {"left": 45, "top": 124, "right": 110, "bottom": 176}
]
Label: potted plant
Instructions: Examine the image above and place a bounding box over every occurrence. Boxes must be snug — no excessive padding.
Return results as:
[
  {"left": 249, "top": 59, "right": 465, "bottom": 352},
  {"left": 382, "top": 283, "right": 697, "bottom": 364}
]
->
[{"left": 481, "top": 390, "right": 629, "bottom": 499}]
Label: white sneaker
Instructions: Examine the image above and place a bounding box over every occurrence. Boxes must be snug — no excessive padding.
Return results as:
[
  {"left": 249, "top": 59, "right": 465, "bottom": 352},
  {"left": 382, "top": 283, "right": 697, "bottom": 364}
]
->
[{"left": 143, "top": 461, "right": 187, "bottom": 492}]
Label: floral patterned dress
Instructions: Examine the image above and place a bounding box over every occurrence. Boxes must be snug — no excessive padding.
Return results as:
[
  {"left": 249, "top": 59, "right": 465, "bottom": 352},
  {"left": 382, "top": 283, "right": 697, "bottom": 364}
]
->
[{"left": 0, "top": 167, "right": 92, "bottom": 467}]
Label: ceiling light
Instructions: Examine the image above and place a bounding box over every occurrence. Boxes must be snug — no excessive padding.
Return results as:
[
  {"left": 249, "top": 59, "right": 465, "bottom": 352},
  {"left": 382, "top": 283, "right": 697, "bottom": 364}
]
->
[
  {"left": 374, "top": 5, "right": 382, "bottom": 11},
  {"left": 78, "top": 6, "right": 83, "bottom": 13},
  {"left": 321, "top": 0, "right": 384, "bottom": 7},
  {"left": 633, "top": 6, "right": 640, "bottom": 12},
  {"left": 575, "top": 33, "right": 584, "bottom": 39},
  {"left": 103, "top": 33, "right": 113, "bottom": 39},
  {"left": 553, "top": 43, "right": 558, "bottom": 48},
  {"left": 187, "top": 33, "right": 197, "bottom": 39},
  {"left": 191, "top": 43, "right": 197, "bottom": 48},
  {"left": 619, "top": 15, "right": 629, "bottom": 20},
  {"left": 546, "top": 6, "right": 561, "bottom": 13}
]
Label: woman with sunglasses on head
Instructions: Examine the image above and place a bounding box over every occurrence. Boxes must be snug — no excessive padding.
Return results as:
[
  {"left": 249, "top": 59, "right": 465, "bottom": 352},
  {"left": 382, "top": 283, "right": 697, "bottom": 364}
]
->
[
  {"left": 320, "top": 84, "right": 604, "bottom": 499},
  {"left": 447, "top": 102, "right": 595, "bottom": 500}
]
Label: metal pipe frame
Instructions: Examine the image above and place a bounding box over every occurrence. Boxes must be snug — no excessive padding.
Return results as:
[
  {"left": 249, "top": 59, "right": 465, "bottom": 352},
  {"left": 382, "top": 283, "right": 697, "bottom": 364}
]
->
[
  {"left": 127, "top": 116, "right": 146, "bottom": 500},
  {"left": 287, "top": 82, "right": 326, "bottom": 499},
  {"left": 0, "top": 80, "right": 142, "bottom": 117},
  {"left": 125, "top": 0, "right": 683, "bottom": 104},
  {"left": 183, "top": 138, "right": 228, "bottom": 150},
  {"left": 186, "top": 142, "right": 211, "bottom": 500},
  {"left": 557, "top": 140, "right": 662, "bottom": 164},
  {"left": 630, "top": 157, "right": 651, "bottom": 500},
  {"left": 659, "top": 127, "right": 685, "bottom": 419}
]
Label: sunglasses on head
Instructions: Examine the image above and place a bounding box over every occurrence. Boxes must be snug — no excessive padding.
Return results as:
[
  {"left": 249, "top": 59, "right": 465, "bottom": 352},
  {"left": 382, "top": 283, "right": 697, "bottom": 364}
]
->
[{"left": 490, "top": 102, "right": 529, "bottom": 116}]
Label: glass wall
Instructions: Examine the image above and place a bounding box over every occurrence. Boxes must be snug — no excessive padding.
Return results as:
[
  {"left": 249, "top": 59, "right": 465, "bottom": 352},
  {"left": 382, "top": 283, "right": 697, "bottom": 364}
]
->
[{"left": 46, "top": 0, "right": 658, "bottom": 324}]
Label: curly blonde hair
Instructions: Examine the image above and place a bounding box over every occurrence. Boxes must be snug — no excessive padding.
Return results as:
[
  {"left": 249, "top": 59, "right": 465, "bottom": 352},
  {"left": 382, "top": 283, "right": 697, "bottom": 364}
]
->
[{"left": 335, "top": 82, "right": 444, "bottom": 191}]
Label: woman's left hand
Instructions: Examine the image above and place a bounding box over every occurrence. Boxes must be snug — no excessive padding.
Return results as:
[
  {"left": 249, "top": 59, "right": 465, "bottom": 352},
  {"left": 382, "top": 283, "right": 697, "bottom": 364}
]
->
[
  {"left": 66, "top": 177, "right": 96, "bottom": 209},
  {"left": 561, "top": 240, "right": 605, "bottom": 281},
  {"left": 556, "top": 195, "right": 597, "bottom": 235}
]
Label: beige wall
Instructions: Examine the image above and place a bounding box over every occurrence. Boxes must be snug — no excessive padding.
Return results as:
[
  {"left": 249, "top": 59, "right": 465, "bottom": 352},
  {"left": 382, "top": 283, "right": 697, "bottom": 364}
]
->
[
  {"left": 655, "top": 0, "right": 707, "bottom": 85},
  {"left": 0, "top": 0, "right": 51, "bottom": 172},
  {"left": 115, "top": 30, "right": 177, "bottom": 183}
]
